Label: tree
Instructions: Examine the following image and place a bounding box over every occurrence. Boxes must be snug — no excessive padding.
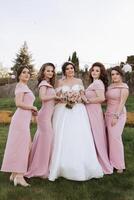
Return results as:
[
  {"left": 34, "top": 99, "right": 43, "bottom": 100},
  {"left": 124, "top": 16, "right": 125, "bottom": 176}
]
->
[
  {"left": 68, "top": 51, "right": 80, "bottom": 76},
  {"left": 0, "top": 63, "right": 9, "bottom": 78},
  {"left": 11, "top": 41, "right": 34, "bottom": 75},
  {"left": 126, "top": 55, "right": 134, "bottom": 71},
  {"left": 68, "top": 56, "right": 71, "bottom": 61},
  {"left": 120, "top": 61, "right": 125, "bottom": 68}
]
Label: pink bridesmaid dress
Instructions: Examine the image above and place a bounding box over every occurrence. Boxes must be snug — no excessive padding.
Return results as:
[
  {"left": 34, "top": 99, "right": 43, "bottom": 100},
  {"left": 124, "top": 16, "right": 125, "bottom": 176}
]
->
[
  {"left": 25, "top": 80, "right": 55, "bottom": 178},
  {"left": 105, "top": 83, "right": 129, "bottom": 170},
  {"left": 1, "top": 83, "right": 35, "bottom": 173},
  {"left": 85, "top": 79, "right": 113, "bottom": 174}
]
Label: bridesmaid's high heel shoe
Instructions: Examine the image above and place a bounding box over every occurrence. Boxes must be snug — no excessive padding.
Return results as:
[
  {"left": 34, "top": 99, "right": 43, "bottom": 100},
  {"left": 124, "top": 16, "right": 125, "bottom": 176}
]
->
[
  {"left": 9, "top": 174, "right": 15, "bottom": 182},
  {"left": 117, "top": 169, "right": 123, "bottom": 174},
  {"left": 13, "top": 176, "right": 30, "bottom": 187}
]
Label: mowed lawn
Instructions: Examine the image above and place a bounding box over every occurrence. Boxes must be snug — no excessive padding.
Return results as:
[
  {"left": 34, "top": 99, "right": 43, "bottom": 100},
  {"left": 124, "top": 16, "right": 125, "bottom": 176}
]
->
[
  {"left": 0, "top": 124, "right": 134, "bottom": 200},
  {"left": 0, "top": 96, "right": 133, "bottom": 112},
  {"left": 0, "top": 96, "right": 134, "bottom": 200}
]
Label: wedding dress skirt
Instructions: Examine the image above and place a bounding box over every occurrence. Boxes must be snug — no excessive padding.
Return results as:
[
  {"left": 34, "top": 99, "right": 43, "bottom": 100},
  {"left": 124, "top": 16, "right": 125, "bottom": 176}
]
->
[{"left": 49, "top": 85, "right": 104, "bottom": 181}]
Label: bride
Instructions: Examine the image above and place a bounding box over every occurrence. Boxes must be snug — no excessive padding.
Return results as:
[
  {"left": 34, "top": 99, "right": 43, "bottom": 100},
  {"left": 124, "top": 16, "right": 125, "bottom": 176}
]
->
[{"left": 48, "top": 62, "right": 104, "bottom": 181}]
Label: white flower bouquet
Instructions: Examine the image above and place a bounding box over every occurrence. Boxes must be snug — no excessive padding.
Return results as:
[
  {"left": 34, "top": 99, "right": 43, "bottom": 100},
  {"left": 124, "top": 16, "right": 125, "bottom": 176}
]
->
[{"left": 63, "top": 91, "right": 82, "bottom": 109}]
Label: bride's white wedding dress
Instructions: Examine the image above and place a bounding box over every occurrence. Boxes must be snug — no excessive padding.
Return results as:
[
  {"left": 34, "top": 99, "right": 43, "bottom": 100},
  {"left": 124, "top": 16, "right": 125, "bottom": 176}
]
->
[{"left": 49, "top": 84, "right": 103, "bottom": 181}]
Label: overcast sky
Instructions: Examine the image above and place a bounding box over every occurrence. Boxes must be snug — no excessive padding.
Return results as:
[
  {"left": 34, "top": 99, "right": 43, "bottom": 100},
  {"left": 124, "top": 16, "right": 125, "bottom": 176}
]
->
[{"left": 0, "top": 0, "right": 134, "bottom": 70}]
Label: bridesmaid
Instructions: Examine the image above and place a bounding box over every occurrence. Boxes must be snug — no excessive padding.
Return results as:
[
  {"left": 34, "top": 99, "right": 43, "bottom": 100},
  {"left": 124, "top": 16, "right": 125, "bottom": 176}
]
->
[
  {"left": 25, "top": 63, "right": 59, "bottom": 178},
  {"left": 105, "top": 66, "right": 129, "bottom": 173},
  {"left": 1, "top": 66, "right": 37, "bottom": 186},
  {"left": 85, "top": 62, "right": 113, "bottom": 174}
]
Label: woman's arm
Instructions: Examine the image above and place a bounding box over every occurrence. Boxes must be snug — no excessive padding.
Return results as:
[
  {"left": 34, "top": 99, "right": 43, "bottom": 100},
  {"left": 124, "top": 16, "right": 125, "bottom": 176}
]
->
[
  {"left": 87, "top": 90, "right": 105, "bottom": 104},
  {"left": 15, "top": 93, "right": 37, "bottom": 111},
  {"left": 39, "top": 86, "right": 58, "bottom": 101},
  {"left": 79, "top": 79, "right": 105, "bottom": 104},
  {"left": 114, "top": 88, "right": 129, "bottom": 116},
  {"left": 39, "top": 85, "right": 61, "bottom": 101},
  {"left": 111, "top": 88, "right": 129, "bottom": 126},
  {"left": 76, "top": 79, "right": 88, "bottom": 103}
]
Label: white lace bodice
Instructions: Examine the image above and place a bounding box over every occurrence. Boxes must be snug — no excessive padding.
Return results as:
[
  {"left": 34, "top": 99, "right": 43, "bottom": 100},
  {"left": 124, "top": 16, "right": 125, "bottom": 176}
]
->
[{"left": 56, "top": 84, "right": 84, "bottom": 94}]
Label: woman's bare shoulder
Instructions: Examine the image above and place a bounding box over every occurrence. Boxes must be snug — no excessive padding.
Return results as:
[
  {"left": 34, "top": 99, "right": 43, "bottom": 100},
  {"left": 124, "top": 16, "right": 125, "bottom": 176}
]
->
[
  {"left": 55, "top": 79, "right": 64, "bottom": 87},
  {"left": 74, "top": 78, "right": 83, "bottom": 85}
]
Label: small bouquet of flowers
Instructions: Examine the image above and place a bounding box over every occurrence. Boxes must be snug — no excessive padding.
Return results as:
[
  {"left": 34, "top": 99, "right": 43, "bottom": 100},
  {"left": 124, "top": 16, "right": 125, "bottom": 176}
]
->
[{"left": 63, "top": 91, "right": 82, "bottom": 109}]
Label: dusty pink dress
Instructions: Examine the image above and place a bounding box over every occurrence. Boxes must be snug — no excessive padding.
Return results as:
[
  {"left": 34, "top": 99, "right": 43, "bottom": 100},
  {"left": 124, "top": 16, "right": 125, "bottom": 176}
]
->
[
  {"left": 105, "top": 83, "right": 129, "bottom": 170},
  {"left": 25, "top": 80, "right": 55, "bottom": 178},
  {"left": 1, "top": 83, "right": 35, "bottom": 173},
  {"left": 85, "top": 79, "right": 113, "bottom": 174}
]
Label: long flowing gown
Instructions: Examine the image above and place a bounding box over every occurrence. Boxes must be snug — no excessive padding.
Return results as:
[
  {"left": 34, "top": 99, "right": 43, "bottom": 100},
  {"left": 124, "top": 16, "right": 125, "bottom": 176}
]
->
[
  {"left": 48, "top": 84, "right": 104, "bottom": 181},
  {"left": 1, "top": 83, "right": 35, "bottom": 173},
  {"left": 25, "top": 80, "right": 55, "bottom": 178},
  {"left": 105, "top": 83, "right": 129, "bottom": 170},
  {"left": 85, "top": 79, "right": 113, "bottom": 174}
]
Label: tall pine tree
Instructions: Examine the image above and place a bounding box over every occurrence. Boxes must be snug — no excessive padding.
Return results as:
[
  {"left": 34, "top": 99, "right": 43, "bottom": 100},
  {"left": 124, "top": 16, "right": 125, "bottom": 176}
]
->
[
  {"left": 68, "top": 51, "right": 79, "bottom": 76},
  {"left": 11, "top": 41, "right": 34, "bottom": 75}
]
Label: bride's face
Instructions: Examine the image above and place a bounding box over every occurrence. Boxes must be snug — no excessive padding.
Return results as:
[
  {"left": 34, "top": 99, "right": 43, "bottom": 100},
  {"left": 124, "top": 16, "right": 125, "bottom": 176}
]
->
[{"left": 65, "top": 64, "right": 75, "bottom": 78}]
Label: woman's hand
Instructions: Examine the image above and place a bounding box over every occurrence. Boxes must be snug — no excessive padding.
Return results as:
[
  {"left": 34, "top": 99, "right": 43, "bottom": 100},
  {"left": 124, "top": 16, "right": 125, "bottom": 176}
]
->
[
  {"left": 54, "top": 95, "right": 64, "bottom": 103},
  {"left": 54, "top": 95, "right": 62, "bottom": 100},
  {"left": 31, "top": 106, "right": 38, "bottom": 116},
  {"left": 31, "top": 106, "right": 38, "bottom": 112},
  {"left": 111, "top": 117, "right": 118, "bottom": 126},
  {"left": 81, "top": 95, "right": 89, "bottom": 104}
]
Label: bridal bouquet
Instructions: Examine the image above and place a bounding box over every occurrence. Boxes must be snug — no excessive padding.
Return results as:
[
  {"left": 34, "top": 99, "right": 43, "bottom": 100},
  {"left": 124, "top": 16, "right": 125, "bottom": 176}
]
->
[{"left": 63, "top": 91, "right": 82, "bottom": 109}]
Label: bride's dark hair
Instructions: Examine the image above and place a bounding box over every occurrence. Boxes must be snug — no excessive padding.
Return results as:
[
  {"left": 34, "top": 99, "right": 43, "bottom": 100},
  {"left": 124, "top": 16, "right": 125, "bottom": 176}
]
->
[{"left": 62, "top": 62, "right": 76, "bottom": 76}]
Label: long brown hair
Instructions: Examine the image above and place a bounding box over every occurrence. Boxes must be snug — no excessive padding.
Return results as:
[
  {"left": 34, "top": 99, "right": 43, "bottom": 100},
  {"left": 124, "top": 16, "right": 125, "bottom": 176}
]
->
[
  {"left": 37, "top": 63, "right": 55, "bottom": 87},
  {"left": 89, "top": 62, "right": 108, "bottom": 89},
  {"left": 16, "top": 66, "right": 31, "bottom": 82}
]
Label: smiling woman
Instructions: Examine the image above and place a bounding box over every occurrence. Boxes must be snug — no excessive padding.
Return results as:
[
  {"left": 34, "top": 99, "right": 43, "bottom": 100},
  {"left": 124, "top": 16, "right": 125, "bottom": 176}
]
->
[
  {"left": 85, "top": 62, "right": 113, "bottom": 175},
  {"left": 1, "top": 66, "right": 37, "bottom": 187},
  {"left": 25, "top": 63, "right": 59, "bottom": 179},
  {"left": 48, "top": 62, "right": 104, "bottom": 181},
  {"left": 105, "top": 66, "right": 129, "bottom": 174}
]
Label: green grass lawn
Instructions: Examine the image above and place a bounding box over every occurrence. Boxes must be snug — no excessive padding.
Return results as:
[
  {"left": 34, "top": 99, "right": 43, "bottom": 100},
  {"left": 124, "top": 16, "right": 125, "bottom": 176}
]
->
[
  {"left": 0, "top": 97, "right": 41, "bottom": 112},
  {"left": 0, "top": 95, "right": 134, "bottom": 112},
  {"left": 0, "top": 124, "right": 134, "bottom": 200},
  {"left": 126, "top": 96, "right": 134, "bottom": 112}
]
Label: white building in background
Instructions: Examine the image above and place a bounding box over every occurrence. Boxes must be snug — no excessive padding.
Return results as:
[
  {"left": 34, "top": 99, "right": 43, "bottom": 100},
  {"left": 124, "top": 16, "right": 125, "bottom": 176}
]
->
[{"left": 122, "top": 64, "right": 132, "bottom": 73}]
